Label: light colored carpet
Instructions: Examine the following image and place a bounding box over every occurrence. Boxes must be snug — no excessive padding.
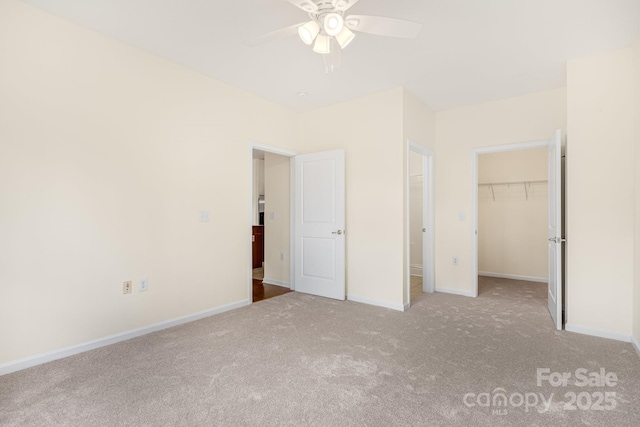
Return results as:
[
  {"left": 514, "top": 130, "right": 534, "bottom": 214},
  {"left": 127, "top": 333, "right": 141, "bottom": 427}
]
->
[{"left": 1, "top": 277, "right": 639, "bottom": 426}]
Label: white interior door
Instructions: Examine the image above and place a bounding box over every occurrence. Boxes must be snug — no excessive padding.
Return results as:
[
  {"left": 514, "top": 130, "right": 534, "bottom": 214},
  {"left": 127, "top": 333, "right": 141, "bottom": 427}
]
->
[
  {"left": 548, "top": 129, "right": 563, "bottom": 330},
  {"left": 421, "top": 152, "right": 434, "bottom": 294},
  {"left": 294, "top": 150, "right": 345, "bottom": 300}
]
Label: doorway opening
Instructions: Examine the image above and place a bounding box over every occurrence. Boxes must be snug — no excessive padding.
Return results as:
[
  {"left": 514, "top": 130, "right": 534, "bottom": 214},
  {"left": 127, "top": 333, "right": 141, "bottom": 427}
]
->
[
  {"left": 406, "top": 141, "right": 434, "bottom": 308},
  {"left": 250, "top": 143, "right": 296, "bottom": 303},
  {"left": 471, "top": 131, "right": 564, "bottom": 329},
  {"left": 477, "top": 148, "right": 548, "bottom": 285}
]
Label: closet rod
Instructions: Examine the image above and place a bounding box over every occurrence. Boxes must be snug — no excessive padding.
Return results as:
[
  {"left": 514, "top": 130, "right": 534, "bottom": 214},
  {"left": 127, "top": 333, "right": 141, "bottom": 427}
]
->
[{"left": 479, "top": 180, "right": 547, "bottom": 201}]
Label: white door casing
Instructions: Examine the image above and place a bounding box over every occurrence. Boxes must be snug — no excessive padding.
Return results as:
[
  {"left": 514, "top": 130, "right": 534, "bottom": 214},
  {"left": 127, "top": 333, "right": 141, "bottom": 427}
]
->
[
  {"left": 294, "top": 150, "right": 345, "bottom": 300},
  {"left": 547, "top": 129, "right": 563, "bottom": 330}
]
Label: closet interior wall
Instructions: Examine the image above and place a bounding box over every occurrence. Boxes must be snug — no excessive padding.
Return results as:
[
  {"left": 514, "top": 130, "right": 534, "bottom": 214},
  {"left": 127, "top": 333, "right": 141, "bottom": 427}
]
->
[{"left": 478, "top": 148, "right": 548, "bottom": 282}]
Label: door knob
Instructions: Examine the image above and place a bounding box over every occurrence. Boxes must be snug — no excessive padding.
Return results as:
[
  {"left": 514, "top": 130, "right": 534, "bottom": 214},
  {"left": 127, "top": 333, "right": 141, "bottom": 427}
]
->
[{"left": 332, "top": 230, "right": 343, "bottom": 235}]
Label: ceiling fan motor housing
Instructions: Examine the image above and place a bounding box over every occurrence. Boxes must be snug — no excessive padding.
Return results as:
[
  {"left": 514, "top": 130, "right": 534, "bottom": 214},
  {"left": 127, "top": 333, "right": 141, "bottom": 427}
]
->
[{"left": 309, "top": 1, "right": 345, "bottom": 31}]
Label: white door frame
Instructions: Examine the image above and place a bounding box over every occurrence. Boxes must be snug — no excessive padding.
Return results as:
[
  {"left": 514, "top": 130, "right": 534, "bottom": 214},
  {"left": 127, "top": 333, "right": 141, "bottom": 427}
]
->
[
  {"left": 248, "top": 142, "right": 297, "bottom": 304},
  {"left": 406, "top": 140, "right": 435, "bottom": 306},
  {"left": 471, "top": 139, "right": 549, "bottom": 297}
]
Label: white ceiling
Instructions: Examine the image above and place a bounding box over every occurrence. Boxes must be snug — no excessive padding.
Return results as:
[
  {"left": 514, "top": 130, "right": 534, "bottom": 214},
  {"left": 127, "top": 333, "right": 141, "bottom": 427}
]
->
[{"left": 21, "top": 0, "right": 640, "bottom": 111}]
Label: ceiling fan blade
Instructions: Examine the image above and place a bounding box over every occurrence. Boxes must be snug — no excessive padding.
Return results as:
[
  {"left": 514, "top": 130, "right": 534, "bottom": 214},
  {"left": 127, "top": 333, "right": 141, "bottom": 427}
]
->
[
  {"left": 344, "top": 15, "right": 422, "bottom": 38},
  {"left": 286, "top": 0, "right": 319, "bottom": 13},
  {"left": 244, "top": 22, "right": 305, "bottom": 47},
  {"left": 332, "top": 0, "right": 361, "bottom": 12}
]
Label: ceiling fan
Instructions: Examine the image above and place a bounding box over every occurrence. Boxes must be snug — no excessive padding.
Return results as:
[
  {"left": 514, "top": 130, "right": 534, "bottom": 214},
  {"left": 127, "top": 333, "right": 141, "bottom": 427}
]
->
[{"left": 245, "top": 0, "right": 422, "bottom": 72}]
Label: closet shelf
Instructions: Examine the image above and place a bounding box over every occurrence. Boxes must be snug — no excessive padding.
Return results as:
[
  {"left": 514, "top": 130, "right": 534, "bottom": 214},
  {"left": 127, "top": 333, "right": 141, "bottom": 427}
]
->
[{"left": 478, "top": 180, "right": 547, "bottom": 201}]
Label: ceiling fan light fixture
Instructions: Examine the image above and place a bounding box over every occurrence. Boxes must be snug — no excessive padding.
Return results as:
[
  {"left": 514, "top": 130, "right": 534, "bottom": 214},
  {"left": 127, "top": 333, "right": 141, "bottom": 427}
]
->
[
  {"left": 313, "top": 34, "right": 331, "bottom": 54},
  {"left": 335, "top": 26, "right": 355, "bottom": 49},
  {"left": 323, "top": 13, "right": 344, "bottom": 36},
  {"left": 298, "top": 21, "right": 320, "bottom": 45},
  {"left": 334, "top": 0, "right": 349, "bottom": 8}
]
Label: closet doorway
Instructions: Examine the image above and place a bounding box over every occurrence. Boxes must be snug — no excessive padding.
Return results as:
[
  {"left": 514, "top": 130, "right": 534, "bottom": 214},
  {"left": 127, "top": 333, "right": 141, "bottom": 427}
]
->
[
  {"left": 471, "top": 131, "right": 564, "bottom": 329},
  {"left": 477, "top": 148, "right": 548, "bottom": 284},
  {"left": 406, "top": 141, "right": 434, "bottom": 307}
]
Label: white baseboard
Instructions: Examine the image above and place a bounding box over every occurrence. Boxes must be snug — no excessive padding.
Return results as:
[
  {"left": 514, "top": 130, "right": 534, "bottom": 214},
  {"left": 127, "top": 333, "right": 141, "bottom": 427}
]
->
[
  {"left": 404, "top": 302, "right": 410, "bottom": 311},
  {"left": 565, "top": 323, "right": 631, "bottom": 343},
  {"left": 347, "top": 295, "right": 405, "bottom": 312},
  {"left": 0, "top": 299, "right": 249, "bottom": 377},
  {"left": 435, "top": 287, "right": 475, "bottom": 297},
  {"left": 632, "top": 335, "right": 640, "bottom": 358},
  {"left": 479, "top": 271, "right": 548, "bottom": 283},
  {"left": 410, "top": 265, "right": 422, "bottom": 277},
  {"left": 262, "top": 278, "right": 291, "bottom": 289}
]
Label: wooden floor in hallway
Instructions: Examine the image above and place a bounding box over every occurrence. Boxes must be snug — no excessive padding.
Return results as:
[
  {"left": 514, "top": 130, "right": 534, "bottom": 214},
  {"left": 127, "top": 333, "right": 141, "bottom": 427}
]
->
[{"left": 252, "top": 267, "right": 292, "bottom": 303}]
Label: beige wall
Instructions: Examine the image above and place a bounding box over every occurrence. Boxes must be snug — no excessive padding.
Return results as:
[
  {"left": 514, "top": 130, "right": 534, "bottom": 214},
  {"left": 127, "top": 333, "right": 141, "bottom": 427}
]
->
[
  {"left": 566, "top": 48, "right": 635, "bottom": 337},
  {"left": 0, "top": 0, "right": 297, "bottom": 364},
  {"left": 478, "top": 149, "right": 548, "bottom": 280},
  {"left": 633, "top": 38, "right": 640, "bottom": 348},
  {"left": 297, "top": 88, "right": 405, "bottom": 308},
  {"left": 263, "top": 153, "right": 290, "bottom": 286},
  {"left": 403, "top": 89, "right": 437, "bottom": 150},
  {"left": 434, "top": 89, "right": 567, "bottom": 294},
  {"left": 295, "top": 88, "right": 434, "bottom": 309}
]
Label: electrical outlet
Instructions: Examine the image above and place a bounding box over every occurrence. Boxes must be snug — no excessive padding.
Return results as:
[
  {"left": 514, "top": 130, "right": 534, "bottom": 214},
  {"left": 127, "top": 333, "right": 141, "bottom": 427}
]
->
[
  {"left": 123, "top": 281, "right": 132, "bottom": 294},
  {"left": 138, "top": 277, "right": 149, "bottom": 292},
  {"left": 199, "top": 210, "right": 210, "bottom": 222},
  {"left": 452, "top": 256, "right": 459, "bottom": 266}
]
